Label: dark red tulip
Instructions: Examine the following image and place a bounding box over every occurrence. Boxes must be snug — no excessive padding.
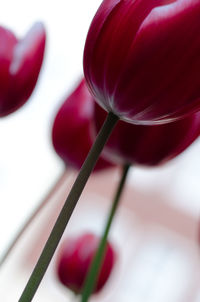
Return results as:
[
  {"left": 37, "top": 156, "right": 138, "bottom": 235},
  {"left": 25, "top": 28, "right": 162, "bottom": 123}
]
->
[
  {"left": 84, "top": 0, "right": 200, "bottom": 125},
  {"left": 56, "top": 233, "right": 116, "bottom": 294},
  {"left": 94, "top": 102, "right": 200, "bottom": 166},
  {"left": 0, "top": 22, "right": 46, "bottom": 117},
  {"left": 52, "top": 79, "right": 114, "bottom": 171}
]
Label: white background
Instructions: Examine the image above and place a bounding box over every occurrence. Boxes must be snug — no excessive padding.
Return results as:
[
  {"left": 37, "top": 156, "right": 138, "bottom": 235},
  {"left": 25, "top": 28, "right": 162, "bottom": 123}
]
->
[{"left": 0, "top": 0, "right": 200, "bottom": 260}]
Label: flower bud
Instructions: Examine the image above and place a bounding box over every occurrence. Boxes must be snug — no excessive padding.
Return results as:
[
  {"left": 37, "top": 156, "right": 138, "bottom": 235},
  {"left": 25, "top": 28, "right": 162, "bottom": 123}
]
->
[
  {"left": 0, "top": 22, "right": 46, "bottom": 117},
  {"left": 52, "top": 79, "right": 114, "bottom": 171},
  {"left": 56, "top": 233, "right": 116, "bottom": 294},
  {"left": 84, "top": 0, "right": 200, "bottom": 125}
]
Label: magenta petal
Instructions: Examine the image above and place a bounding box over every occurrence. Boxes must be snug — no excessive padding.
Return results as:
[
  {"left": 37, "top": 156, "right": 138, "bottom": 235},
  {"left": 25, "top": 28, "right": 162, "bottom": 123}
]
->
[
  {"left": 9, "top": 23, "right": 46, "bottom": 111},
  {"left": 114, "top": 0, "right": 200, "bottom": 123},
  {"left": 0, "top": 26, "right": 17, "bottom": 110},
  {"left": 0, "top": 22, "right": 46, "bottom": 117},
  {"left": 94, "top": 102, "right": 200, "bottom": 166},
  {"left": 0, "top": 26, "right": 17, "bottom": 63},
  {"left": 10, "top": 22, "right": 45, "bottom": 77},
  {"left": 84, "top": 0, "right": 200, "bottom": 124},
  {"left": 56, "top": 233, "right": 116, "bottom": 294},
  {"left": 52, "top": 79, "right": 114, "bottom": 172}
]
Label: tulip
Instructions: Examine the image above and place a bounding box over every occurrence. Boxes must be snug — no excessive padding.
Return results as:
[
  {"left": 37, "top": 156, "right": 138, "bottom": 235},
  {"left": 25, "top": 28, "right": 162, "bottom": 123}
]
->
[
  {"left": 94, "top": 100, "right": 200, "bottom": 166},
  {"left": 0, "top": 22, "right": 46, "bottom": 117},
  {"left": 56, "top": 233, "right": 116, "bottom": 294},
  {"left": 52, "top": 79, "right": 114, "bottom": 171},
  {"left": 84, "top": 0, "right": 200, "bottom": 125}
]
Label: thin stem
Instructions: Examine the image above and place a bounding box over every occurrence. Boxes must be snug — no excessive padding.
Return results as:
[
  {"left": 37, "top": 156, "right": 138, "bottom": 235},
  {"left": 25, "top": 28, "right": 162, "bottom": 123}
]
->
[
  {"left": 0, "top": 171, "right": 67, "bottom": 267},
  {"left": 81, "top": 163, "right": 130, "bottom": 302},
  {"left": 18, "top": 112, "right": 119, "bottom": 302}
]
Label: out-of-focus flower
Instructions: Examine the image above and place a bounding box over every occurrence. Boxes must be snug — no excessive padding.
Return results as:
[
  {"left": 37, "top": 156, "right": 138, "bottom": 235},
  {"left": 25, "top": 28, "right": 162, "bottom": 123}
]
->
[
  {"left": 56, "top": 233, "right": 116, "bottom": 294},
  {"left": 52, "top": 79, "right": 114, "bottom": 171},
  {"left": 94, "top": 101, "right": 200, "bottom": 166},
  {"left": 0, "top": 22, "right": 46, "bottom": 117},
  {"left": 84, "top": 0, "right": 200, "bottom": 125}
]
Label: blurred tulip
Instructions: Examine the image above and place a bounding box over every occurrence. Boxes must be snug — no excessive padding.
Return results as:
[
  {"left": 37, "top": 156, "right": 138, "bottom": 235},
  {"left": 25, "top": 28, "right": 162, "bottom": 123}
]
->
[
  {"left": 56, "top": 233, "right": 116, "bottom": 294},
  {"left": 52, "top": 79, "right": 114, "bottom": 171},
  {"left": 0, "top": 22, "right": 46, "bottom": 117},
  {"left": 84, "top": 0, "right": 200, "bottom": 125},
  {"left": 94, "top": 101, "right": 200, "bottom": 166}
]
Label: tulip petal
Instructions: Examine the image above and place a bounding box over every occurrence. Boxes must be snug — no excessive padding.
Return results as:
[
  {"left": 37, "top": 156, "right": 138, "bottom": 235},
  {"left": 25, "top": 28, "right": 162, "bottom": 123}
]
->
[
  {"left": 2, "top": 22, "right": 46, "bottom": 116},
  {"left": 94, "top": 102, "right": 200, "bottom": 166},
  {"left": 114, "top": 0, "right": 200, "bottom": 123},
  {"left": 52, "top": 79, "right": 114, "bottom": 172},
  {"left": 10, "top": 22, "right": 45, "bottom": 77},
  {"left": 84, "top": 0, "right": 177, "bottom": 116},
  {"left": 0, "top": 26, "right": 17, "bottom": 111}
]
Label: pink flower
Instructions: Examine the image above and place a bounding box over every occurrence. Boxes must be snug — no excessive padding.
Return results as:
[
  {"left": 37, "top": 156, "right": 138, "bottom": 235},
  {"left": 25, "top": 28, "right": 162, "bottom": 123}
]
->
[
  {"left": 56, "top": 233, "right": 116, "bottom": 294},
  {"left": 0, "top": 22, "right": 46, "bottom": 117},
  {"left": 52, "top": 79, "right": 114, "bottom": 171},
  {"left": 94, "top": 101, "right": 200, "bottom": 166},
  {"left": 84, "top": 0, "right": 200, "bottom": 125}
]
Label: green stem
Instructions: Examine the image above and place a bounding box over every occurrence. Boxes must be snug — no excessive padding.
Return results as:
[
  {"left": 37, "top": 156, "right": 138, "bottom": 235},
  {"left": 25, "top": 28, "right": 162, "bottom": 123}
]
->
[
  {"left": 18, "top": 112, "right": 119, "bottom": 302},
  {"left": 0, "top": 171, "right": 67, "bottom": 267},
  {"left": 81, "top": 163, "right": 130, "bottom": 302}
]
